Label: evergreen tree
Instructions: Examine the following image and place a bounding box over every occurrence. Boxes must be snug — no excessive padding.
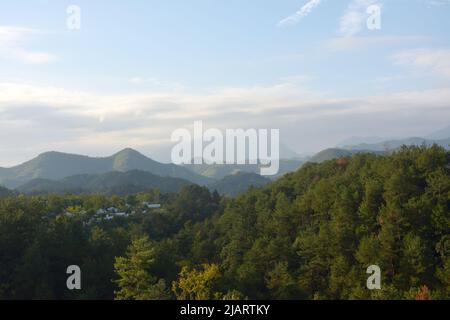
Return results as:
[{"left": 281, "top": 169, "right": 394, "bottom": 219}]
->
[{"left": 114, "top": 236, "right": 169, "bottom": 300}]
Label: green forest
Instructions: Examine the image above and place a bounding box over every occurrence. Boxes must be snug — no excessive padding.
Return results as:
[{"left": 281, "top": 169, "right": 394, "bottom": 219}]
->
[{"left": 0, "top": 145, "right": 449, "bottom": 300}]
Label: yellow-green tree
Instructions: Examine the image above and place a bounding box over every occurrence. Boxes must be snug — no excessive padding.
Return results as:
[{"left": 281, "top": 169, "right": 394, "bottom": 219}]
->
[
  {"left": 114, "top": 236, "right": 169, "bottom": 300},
  {"left": 172, "top": 263, "right": 222, "bottom": 300}
]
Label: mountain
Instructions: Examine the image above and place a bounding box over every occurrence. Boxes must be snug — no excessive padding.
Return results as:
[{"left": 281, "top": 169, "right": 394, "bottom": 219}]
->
[
  {"left": 309, "top": 148, "right": 354, "bottom": 163},
  {"left": 342, "top": 137, "right": 450, "bottom": 152},
  {"left": 0, "top": 186, "right": 15, "bottom": 198},
  {"left": 17, "top": 170, "right": 193, "bottom": 196},
  {"left": 427, "top": 125, "right": 450, "bottom": 140},
  {"left": 337, "top": 136, "right": 390, "bottom": 147},
  {"left": 278, "top": 159, "right": 306, "bottom": 175},
  {"left": 185, "top": 162, "right": 259, "bottom": 180},
  {"left": 0, "top": 148, "right": 211, "bottom": 189},
  {"left": 308, "top": 147, "right": 393, "bottom": 163},
  {"left": 279, "top": 143, "right": 301, "bottom": 159},
  {"left": 18, "top": 169, "right": 272, "bottom": 197},
  {"left": 312, "top": 136, "right": 450, "bottom": 164},
  {"left": 184, "top": 159, "right": 304, "bottom": 180},
  {"left": 208, "top": 172, "right": 271, "bottom": 197}
]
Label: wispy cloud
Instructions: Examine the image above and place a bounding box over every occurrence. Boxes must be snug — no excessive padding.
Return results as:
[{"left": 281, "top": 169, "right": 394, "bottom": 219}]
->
[
  {"left": 278, "top": 0, "right": 322, "bottom": 27},
  {"left": 339, "top": 0, "right": 379, "bottom": 37},
  {"left": 1, "top": 80, "right": 449, "bottom": 165},
  {"left": 392, "top": 48, "right": 450, "bottom": 78},
  {"left": 0, "top": 26, "right": 56, "bottom": 64}
]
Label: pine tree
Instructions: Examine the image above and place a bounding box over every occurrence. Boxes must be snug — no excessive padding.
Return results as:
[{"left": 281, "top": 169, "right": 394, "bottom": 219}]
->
[{"left": 114, "top": 236, "right": 169, "bottom": 300}]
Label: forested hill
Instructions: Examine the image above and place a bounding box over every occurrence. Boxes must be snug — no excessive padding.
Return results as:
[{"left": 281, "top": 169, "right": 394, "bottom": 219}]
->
[
  {"left": 16, "top": 170, "right": 193, "bottom": 195},
  {"left": 0, "top": 145, "right": 448, "bottom": 300},
  {"left": 208, "top": 172, "right": 271, "bottom": 197},
  {"left": 216, "top": 145, "right": 449, "bottom": 299}
]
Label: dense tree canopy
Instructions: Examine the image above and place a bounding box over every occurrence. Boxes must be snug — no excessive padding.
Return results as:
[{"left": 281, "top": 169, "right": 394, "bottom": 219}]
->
[{"left": 0, "top": 146, "right": 448, "bottom": 300}]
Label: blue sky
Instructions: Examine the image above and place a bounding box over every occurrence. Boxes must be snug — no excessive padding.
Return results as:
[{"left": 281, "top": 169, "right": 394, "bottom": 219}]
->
[{"left": 0, "top": 0, "right": 450, "bottom": 165}]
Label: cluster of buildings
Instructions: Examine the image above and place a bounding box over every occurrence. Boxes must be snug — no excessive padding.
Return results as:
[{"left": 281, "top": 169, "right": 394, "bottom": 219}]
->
[
  {"left": 64, "top": 202, "right": 162, "bottom": 223},
  {"left": 95, "top": 202, "right": 162, "bottom": 220}
]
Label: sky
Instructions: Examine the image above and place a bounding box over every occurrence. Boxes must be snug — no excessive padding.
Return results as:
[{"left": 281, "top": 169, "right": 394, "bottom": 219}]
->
[{"left": 0, "top": 0, "right": 450, "bottom": 166}]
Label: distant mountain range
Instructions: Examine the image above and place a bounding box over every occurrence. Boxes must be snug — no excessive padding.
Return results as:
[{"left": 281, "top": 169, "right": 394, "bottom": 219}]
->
[
  {"left": 340, "top": 137, "right": 450, "bottom": 152},
  {"left": 183, "top": 158, "right": 304, "bottom": 180},
  {"left": 312, "top": 136, "right": 450, "bottom": 163},
  {"left": 426, "top": 125, "right": 450, "bottom": 140},
  {"left": 1, "top": 131, "right": 448, "bottom": 195},
  {"left": 16, "top": 170, "right": 194, "bottom": 196},
  {"left": 12, "top": 170, "right": 271, "bottom": 197},
  {"left": 337, "top": 136, "right": 391, "bottom": 147},
  {"left": 0, "top": 147, "right": 302, "bottom": 196},
  {"left": 0, "top": 148, "right": 211, "bottom": 189},
  {"left": 181, "top": 142, "right": 305, "bottom": 180},
  {"left": 308, "top": 148, "right": 386, "bottom": 163},
  {"left": 0, "top": 186, "right": 15, "bottom": 198},
  {"left": 208, "top": 172, "right": 271, "bottom": 197},
  {"left": 337, "top": 126, "right": 450, "bottom": 147}
]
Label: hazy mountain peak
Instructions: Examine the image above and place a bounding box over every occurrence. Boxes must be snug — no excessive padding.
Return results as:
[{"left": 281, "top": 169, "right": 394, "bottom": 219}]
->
[
  {"left": 279, "top": 143, "right": 300, "bottom": 159},
  {"left": 113, "top": 148, "right": 143, "bottom": 157},
  {"left": 111, "top": 148, "right": 157, "bottom": 171},
  {"left": 337, "top": 136, "right": 390, "bottom": 148},
  {"left": 427, "top": 125, "right": 450, "bottom": 140},
  {"left": 0, "top": 148, "right": 211, "bottom": 189},
  {"left": 37, "top": 151, "right": 73, "bottom": 158}
]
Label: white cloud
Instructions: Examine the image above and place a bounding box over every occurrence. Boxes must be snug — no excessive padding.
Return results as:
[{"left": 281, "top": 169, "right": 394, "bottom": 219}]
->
[
  {"left": 0, "top": 26, "right": 56, "bottom": 64},
  {"left": 0, "top": 80, "right": 449, "bottom": 165},
  {"left": 392, "top": 48, "right": 450, "bottom": 78},
  {"left": 339, "top": 0, "right": 379, "bottom": 37},
  {"left": 278, "top": 0, "right": 322, "bottom": 27}
]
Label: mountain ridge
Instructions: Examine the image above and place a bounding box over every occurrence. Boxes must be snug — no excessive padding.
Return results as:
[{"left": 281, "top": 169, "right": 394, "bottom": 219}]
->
[
  {"left": 426, "top": 125, "right": 450, "bottom": 140},
  {"left": 341, "top": 137, "right": 450, "bottom": 152},
  {"left": 208, "top": 172, "right": 271, "bottom": 197},
  {"left": 17, "top": 169, "right": 194, "bottom": 195},
  {"left": 3, "top": 134, "right": 449, "bottom": 189},
  {"left": 0, "top": 148, "right": 211, "bottom": 188}
]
